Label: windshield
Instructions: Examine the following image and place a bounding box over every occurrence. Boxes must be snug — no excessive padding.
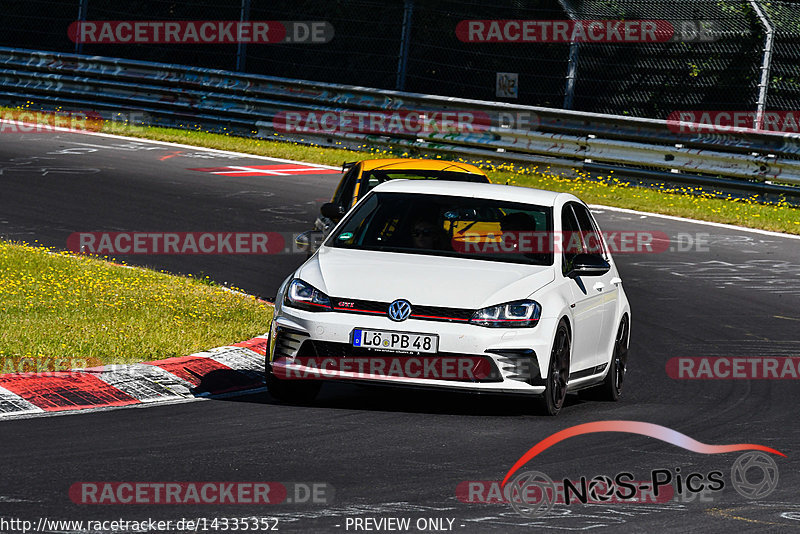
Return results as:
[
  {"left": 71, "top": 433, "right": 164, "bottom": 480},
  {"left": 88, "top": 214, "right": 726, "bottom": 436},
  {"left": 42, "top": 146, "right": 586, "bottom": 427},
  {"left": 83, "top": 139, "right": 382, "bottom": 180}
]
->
[{"left": 326, "top": 192, "right": 553, "bottom": 266}]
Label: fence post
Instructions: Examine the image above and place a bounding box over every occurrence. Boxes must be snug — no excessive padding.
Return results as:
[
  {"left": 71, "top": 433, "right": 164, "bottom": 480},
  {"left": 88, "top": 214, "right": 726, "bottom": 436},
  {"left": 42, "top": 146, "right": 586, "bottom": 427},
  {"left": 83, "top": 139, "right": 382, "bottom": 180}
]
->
[
  {"left": 236, "top": 0, "right": 252, "bottom": 72},
  {"left": 396, "top": 0, "right": 414, "bottom": 91},
  {"left": 75, "top": 0, "right": 89, "bottom": 54},
  {"left": 749, "top": 0, "right": 774, "bottom": 129},
  {"left": 563, "top": 43, "right": 579, "bottom": 110},
  {"left": 559, "top": 0, "right": 579, "bottom": 109}
]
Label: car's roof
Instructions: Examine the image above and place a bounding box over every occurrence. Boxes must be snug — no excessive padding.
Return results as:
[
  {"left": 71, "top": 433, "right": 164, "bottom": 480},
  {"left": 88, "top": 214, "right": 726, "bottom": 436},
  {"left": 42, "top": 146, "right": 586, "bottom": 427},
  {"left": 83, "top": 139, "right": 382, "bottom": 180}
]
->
[
  {"left": 359, "top": 158, "right": 487, "bottom": 175},
  {"left": 370, "top": 179, "right": 573, "bottom": 207}
]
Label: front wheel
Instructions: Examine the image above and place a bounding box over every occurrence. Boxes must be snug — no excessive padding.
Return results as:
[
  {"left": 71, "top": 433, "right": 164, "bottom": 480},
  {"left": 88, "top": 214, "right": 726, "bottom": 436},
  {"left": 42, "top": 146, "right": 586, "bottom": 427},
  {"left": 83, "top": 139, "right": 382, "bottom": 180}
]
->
[
  {"left": 540, "top": 320, "right": 570, "bottom": 416},
  {"left": 589, "top": 317, "right": 629, "bottom": 401}
]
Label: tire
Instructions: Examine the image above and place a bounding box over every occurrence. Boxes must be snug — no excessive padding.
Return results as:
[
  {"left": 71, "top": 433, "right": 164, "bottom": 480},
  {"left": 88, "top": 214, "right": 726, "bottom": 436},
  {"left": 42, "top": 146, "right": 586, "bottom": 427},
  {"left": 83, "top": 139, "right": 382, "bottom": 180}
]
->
[
  {"left": 266, "top": 366, "right": 321, "bottom": 403},
  {"left": 590, "top": 317, "right": 629, "bottom": 401},
  {"left": 540, "top": 320, "right": 571, "bottom": 416}
]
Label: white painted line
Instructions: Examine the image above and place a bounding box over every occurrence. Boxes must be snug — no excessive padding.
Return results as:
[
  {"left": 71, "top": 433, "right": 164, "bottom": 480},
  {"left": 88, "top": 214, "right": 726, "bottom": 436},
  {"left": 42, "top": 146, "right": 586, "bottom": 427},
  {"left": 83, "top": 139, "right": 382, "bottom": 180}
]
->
[
  {"left": 208, "top": 166, "right": 315, "bottom": 176},
  {"left": 589, "top": 204, "right": 800, "bottom": 240},
  {"left": 212, "top": 167, "right": 289, "bottom": 175},
  {"left": 0, "top": 496, "right": 40, "bottom": 503},
  {"left": 60, "top": 140, "right": 150, "bottom": 151}
]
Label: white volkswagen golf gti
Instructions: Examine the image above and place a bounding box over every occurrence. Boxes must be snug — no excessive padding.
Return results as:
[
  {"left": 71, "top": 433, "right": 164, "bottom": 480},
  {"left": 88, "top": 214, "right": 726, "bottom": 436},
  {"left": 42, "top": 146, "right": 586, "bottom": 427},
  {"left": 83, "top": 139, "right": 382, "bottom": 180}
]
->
[{"left": 267, "top": 180, "right": 630, "bottom": 415}]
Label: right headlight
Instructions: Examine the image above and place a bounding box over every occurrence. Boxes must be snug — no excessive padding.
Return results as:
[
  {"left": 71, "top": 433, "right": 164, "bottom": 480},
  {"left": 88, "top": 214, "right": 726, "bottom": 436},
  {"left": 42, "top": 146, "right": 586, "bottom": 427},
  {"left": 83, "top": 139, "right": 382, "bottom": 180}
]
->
[
  {"left": 284, "top": 279, "right": 332, "bottom": 312},
  {"left": 470, "top": 300, "right": 541, "bottom": 328}
]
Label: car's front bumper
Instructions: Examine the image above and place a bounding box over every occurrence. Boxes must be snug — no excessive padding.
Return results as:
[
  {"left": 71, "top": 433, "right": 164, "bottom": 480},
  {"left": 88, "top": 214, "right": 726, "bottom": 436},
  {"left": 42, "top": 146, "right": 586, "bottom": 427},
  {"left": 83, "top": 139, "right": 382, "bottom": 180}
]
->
[{"left": 268, "top": 306, "right": 559, "bottom": 395}]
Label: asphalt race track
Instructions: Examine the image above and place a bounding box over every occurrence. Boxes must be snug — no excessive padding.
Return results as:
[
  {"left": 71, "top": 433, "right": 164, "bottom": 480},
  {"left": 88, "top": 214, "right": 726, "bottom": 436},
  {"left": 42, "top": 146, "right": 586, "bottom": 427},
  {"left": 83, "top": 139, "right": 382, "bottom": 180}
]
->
[
  {"left": 1, "top": 130, "right": 799, "bottom": 533},
  {"left": 0, "top": 131, "right": 336, "bottom": 298}
]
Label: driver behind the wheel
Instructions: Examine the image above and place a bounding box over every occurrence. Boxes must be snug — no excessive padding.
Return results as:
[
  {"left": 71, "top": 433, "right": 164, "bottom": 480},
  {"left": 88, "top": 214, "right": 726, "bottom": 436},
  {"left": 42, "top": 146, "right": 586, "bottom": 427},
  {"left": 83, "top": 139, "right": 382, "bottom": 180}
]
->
[{"left": 408, "top": 213, "right": 450, "bottom": 251}]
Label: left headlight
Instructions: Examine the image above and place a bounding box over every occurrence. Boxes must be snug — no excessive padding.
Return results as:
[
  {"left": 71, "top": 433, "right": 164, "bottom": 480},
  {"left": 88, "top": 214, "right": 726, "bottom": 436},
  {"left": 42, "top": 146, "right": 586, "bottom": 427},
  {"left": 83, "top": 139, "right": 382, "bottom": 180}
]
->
[
  {"left": 470, "top": 300, "right": 541, "bottom": 328},
  {"left": 284, "top": 278, "right": 332, "bottom": 311}
]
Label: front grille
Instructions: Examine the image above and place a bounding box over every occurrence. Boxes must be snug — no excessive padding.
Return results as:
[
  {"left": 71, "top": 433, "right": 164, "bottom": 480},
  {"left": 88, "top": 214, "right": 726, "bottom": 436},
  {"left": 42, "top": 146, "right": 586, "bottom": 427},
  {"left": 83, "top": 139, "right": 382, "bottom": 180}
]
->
[
  {"left": 300, "top": 339, "right": 349, "bottom": 358},
  {"left": 411, "top": 305, "right": 472, "bottom": 322},
  {"left": 330, "top": 298, "right": 475, "bottom": 323},
  {"left": 299, "top": 340, "right": 502, "bottom": 382}
]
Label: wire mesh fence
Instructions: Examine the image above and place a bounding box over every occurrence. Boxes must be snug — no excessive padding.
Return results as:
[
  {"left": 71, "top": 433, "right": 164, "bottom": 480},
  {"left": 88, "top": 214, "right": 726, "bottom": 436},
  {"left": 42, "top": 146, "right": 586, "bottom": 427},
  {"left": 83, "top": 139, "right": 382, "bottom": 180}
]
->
[
  {"left": 1, "top": 0, "right": 799, "bottom": 121},
  {"left": 762, "top": 0, "right": 800, "bottom": 112},
  {"left": 563, "top": 0, "right": 764, "bottom": 117},
  {"left": 403, "top": 0, "right": 569, "bottom": 108}
]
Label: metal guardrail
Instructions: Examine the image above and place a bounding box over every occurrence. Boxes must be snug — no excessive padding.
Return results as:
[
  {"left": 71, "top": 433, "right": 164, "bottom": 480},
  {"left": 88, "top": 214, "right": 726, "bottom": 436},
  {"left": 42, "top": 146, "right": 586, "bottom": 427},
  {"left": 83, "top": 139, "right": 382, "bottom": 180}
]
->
[{"left": 2, "top": 46, "right": 800, "bottom": 202}]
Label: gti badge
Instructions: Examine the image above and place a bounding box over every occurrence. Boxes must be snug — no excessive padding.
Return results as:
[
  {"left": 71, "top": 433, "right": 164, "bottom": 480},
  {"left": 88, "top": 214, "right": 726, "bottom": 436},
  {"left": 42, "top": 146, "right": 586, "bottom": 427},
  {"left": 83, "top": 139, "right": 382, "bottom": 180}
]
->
[{"left": 388, "top": 299, "right": 412, "bottom": 322}]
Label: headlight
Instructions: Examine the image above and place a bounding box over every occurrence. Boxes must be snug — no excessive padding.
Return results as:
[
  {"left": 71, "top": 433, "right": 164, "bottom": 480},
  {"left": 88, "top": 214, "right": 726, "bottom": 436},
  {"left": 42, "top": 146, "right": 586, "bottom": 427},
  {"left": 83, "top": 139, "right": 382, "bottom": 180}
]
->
[
  {"left": 284, "top": 279, "right": 332, "bottom": 311},
  {"left": 470, "top": 300, "right": 541, "bottom": 328}
]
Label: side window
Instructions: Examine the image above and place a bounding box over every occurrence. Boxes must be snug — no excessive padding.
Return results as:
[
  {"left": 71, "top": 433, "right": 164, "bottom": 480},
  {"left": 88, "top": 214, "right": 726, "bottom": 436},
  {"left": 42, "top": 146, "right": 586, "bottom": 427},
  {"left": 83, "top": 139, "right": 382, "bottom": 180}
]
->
[
  {"left": 561, "top": 204, "right": 582, "bottom": 275},
  {"left": 571, "top": 203, "right": 606, "bottom": 257},
  {"left": 331, "top": 166, "right": 359, "bottom": 211}
]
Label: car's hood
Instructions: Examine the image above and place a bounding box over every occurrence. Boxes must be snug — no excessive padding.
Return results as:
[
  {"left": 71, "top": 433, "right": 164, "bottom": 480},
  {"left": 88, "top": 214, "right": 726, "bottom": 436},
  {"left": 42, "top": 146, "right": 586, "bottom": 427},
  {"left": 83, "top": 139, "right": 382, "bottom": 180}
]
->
[{"left": 296, "top": 247, "right": 555, "bottom": 309}]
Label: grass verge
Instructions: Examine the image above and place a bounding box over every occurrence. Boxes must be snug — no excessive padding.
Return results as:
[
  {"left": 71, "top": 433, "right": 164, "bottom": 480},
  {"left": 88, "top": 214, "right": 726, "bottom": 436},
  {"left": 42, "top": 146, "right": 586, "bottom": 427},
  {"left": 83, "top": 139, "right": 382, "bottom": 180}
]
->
[{"left": 0, "top": 241, "right": 272, "bottom": 368}]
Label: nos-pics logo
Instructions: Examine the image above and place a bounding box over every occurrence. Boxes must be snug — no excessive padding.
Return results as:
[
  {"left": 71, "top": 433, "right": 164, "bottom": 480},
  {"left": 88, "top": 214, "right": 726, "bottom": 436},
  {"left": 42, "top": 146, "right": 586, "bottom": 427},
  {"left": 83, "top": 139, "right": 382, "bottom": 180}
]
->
[{"left": 500, "top": 421, "right": 783, "bottom": 518}]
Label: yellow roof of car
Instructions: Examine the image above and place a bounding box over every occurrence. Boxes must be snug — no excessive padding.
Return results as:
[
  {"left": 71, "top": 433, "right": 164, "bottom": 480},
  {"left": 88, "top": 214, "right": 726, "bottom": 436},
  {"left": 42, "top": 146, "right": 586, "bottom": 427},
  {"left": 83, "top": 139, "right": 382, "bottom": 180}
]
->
[{"left": 359, "top": 158, "right": 487, "bottom": 175}]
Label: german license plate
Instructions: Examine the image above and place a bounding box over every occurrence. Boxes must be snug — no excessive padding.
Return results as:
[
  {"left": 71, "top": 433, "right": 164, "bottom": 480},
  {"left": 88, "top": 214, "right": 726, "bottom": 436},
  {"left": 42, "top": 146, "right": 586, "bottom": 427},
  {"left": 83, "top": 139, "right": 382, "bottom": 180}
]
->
[{"left": 352, "top": 329, "right": 438, "bottom": 354}]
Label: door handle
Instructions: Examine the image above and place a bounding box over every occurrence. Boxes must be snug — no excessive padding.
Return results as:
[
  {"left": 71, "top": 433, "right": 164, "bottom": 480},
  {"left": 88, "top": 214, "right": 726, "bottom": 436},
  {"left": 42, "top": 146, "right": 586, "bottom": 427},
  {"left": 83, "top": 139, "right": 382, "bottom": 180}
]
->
[
  {"left": 593, "top": 282, "right": 605, "bottom": 292},
  {"left": 611, "top": 277, "right": 622, "bottom": 286}
]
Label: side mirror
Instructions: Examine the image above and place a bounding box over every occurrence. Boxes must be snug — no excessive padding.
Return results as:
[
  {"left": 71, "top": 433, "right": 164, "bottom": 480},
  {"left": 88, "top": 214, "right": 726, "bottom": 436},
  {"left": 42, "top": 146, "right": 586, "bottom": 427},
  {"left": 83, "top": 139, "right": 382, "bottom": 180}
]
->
[
  {"left": 320, "top": 202, "right": 346, "bottom": 221},
  {"left": 295, "top": 230, "right": 325, "bottom": 253},
  {"left": 567, "top": 253, "right": 610, "bottom": 278}
]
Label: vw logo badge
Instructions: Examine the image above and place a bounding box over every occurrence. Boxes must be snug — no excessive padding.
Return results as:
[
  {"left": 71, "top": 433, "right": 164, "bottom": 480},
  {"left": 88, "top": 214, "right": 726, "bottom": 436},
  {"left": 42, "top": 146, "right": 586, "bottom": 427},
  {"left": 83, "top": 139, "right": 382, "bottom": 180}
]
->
[{"left": 388, "top": 299, "right": 412, "bottom": 322}]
